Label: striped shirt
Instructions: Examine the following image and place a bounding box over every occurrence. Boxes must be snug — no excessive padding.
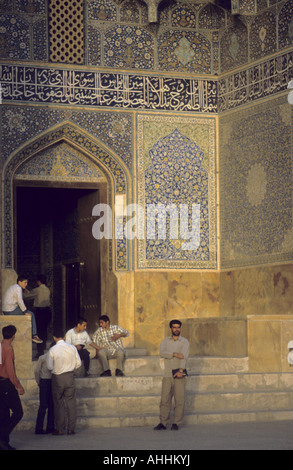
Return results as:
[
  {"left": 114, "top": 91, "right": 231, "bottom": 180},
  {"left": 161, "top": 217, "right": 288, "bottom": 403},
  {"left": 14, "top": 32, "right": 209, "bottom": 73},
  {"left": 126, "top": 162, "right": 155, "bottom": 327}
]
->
[{"left": 93, "top": 325, "right": 129, "bottom": 355}]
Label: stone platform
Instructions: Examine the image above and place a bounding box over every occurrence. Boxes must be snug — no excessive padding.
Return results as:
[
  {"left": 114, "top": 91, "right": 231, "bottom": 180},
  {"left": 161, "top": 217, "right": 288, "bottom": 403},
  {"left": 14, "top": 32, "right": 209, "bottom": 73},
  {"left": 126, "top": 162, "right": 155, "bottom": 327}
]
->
[
  {"left": 17, "top": 354, "right": 293, "bottom": 431},
  {"left": 2, "top": 314, "right": 293, "bottom": 431}
]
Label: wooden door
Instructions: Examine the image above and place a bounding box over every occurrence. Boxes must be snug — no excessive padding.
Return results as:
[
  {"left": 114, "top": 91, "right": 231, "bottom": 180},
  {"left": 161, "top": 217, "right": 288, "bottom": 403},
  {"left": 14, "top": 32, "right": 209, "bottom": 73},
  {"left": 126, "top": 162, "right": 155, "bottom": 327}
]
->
[{"left": 77, "top": 190, "right": 101, "bottom": 334}]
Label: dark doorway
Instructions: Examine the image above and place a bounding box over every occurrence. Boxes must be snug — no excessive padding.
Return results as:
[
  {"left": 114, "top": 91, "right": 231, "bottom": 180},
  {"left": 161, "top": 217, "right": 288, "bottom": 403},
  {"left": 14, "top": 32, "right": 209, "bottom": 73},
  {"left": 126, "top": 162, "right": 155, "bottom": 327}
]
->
[
  {"left": 16, "top": 185, "right": 101, "bottom": 334},
  {"left": 63, "top": 261, "right": 81, "bottom": 330}
]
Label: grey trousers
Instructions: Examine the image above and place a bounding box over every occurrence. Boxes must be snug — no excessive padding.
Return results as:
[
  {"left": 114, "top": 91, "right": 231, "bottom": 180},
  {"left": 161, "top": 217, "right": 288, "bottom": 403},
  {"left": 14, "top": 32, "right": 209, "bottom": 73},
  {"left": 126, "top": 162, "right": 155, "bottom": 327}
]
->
[
  {"left": 98, "top": 348, "right": 125, "bottom": 371},
  {"left": 51, "top": 371, "right": 76, "bottom": 432},
  {"left": 159, "top": 376, "right": 186, "bottom": 426}
]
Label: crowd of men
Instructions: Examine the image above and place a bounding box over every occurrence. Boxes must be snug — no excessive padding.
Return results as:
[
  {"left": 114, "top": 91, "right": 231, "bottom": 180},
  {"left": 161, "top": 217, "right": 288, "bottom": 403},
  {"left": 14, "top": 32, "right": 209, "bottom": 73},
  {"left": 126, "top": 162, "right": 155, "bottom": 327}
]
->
[{"left": 0, "top": 274, "right": 190, "bottom": 450}]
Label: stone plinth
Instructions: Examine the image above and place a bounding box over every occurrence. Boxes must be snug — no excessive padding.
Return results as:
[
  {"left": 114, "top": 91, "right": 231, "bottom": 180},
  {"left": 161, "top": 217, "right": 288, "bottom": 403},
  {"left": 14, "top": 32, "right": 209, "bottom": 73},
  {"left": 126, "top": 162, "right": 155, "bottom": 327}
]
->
[
  {"left": 247, "top": 315, "right": 293, "bottom": 372},
  {"left": 180, "top": 317, "right": 247, "bottom": 357},
  {"left": 0, "top": 315, "right": 32, "bottom": 379}
]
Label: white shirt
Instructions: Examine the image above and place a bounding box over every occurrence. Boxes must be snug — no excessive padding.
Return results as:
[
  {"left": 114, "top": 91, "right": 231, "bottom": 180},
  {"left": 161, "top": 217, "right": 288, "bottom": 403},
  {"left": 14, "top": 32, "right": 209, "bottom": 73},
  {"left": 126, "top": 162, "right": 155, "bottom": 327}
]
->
[
  {"left": 65, "top": 328, "right": 92, "bottom": 346},
  {"left": 288, "top": 351, "right": 293, "bottom": 365},
  {"left": 46, "top": 340, "right": 81, "bottom": 375},
  {"left": 2, "top": 284, "right": 27, "bottom": 313},
  {"left": 24, "top": 284, "right": 51, "bottom": 308}
]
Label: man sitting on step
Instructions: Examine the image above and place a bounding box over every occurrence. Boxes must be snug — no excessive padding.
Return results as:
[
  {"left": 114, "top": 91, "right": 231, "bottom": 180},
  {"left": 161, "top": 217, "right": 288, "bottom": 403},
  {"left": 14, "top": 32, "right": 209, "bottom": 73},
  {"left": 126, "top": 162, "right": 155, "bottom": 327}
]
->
[
  {"left": 65, "top": 318, "right": 100, "bottom": 377},
  {"left": 93, "top": 315, "right": 129, "bottom": 377}
]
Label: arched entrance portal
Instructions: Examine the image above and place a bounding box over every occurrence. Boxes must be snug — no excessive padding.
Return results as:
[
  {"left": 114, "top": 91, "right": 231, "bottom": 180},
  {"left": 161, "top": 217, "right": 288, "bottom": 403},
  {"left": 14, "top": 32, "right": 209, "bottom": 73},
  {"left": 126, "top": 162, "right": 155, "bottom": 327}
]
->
[
  {"left": 16, "top": 184, "right": 103, "bottom": 334},
  {"left": 2, "top": 124, "right": 131, "bottom": 337}
]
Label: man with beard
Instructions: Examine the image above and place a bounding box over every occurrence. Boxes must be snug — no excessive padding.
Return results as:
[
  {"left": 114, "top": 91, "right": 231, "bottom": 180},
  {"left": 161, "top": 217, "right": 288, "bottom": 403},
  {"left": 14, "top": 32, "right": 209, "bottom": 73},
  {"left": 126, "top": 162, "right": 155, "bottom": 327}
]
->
[{"left": 154, "top": 319, "right": 189, "bottom": 431}]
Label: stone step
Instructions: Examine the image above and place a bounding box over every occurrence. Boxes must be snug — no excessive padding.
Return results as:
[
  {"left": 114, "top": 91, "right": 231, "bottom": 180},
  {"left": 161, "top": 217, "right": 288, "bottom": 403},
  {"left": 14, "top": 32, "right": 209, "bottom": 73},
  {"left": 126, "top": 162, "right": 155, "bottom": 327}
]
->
[
  {"left": 21, "top": 389, "right": 293, "bottom": 416},
  {"left": 83, "top": 355, "right": 249, "bottom": 377},
  {"left": 18, "top": 388, "right": 293, "bottom": 431},
  {"left": 16, "top": 355, "right": 293, "bottom": 432},
  {"left": 25, "top": 354, "right": 249, "bottom": 382},
  {"left": 21, "top": 372, "right": 293, "bottom": 400}
]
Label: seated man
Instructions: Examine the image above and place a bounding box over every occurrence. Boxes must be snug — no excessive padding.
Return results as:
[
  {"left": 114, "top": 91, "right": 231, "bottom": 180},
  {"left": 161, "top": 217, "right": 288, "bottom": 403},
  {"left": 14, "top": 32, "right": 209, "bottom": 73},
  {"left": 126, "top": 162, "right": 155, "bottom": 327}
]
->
[
  {"left": 93, "top": 315, "right": 129, "bottom": 377},
  {"left": 65, "top": 317, "right": 100, "bottom": 377},
  {"left": 2, "top": 275, "right": 43, "bottom": 344}
]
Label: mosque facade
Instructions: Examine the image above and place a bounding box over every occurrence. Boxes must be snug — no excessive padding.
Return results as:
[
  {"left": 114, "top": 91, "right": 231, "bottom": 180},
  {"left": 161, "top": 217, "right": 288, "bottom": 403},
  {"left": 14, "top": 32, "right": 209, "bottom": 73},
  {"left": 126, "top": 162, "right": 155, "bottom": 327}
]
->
[{"left": 0, "top": 0, "right": 293, "bottom": 366}]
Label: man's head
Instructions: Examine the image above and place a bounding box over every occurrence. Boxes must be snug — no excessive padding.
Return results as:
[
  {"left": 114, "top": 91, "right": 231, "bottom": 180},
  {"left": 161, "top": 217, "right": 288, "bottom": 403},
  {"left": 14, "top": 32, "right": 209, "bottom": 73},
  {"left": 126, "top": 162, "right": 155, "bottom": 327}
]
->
[
  {"left": 99, "top": 315, "right": 110, "bottom": 329},
  {"left": 53, "top": 328, "right": 65, "bottom": 343},
  {"left": 37, "top": 274, "right": 47, "bottom": 285},
  {"left": 169, "top": 319, "right": 182, "bottom": 338},
  {"left": 2, "top": 325, "right": 17, "bottom": 341},
  {"left": 17, "top": 275, "right": 28, "bottom": 290},
  {"left": 76, "top": 317, "right": 88, "bottom": 332}
]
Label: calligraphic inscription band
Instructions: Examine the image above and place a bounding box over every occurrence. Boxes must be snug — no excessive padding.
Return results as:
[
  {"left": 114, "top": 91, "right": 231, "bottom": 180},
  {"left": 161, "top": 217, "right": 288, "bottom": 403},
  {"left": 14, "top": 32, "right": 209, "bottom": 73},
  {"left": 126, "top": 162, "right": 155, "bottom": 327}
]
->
[{"left": 0, "top": 65, "right": 217, "bottom": 113}]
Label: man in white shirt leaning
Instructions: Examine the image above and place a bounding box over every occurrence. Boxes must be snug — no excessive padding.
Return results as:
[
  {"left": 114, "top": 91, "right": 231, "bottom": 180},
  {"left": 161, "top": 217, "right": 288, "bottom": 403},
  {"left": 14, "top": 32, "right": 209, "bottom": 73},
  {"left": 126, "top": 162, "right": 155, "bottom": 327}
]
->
[
  {"left": 46, "top": 328, "right": 81, "bottom": 436},
  {"left": 65, "top": 317, "right": 100, "bottom": 377},
  {"left": 2, "top": 275, "right": 43, "bottom": 344}
]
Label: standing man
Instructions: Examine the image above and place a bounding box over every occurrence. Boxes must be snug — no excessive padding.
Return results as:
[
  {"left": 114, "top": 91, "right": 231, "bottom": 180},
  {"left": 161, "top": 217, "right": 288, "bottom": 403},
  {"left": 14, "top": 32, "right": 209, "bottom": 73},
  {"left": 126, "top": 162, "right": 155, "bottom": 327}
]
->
[
  {"left": 46, "top": 328, "right": 81, "bottom": 436},
  {"left": 2, "top": 274, "right": 43, "bottom": 344},
  {"left": 24, "top": 274, "right": 51, "bottom": 356},
  {"left": 0, "top": 325, "right": 24, "bottom": 450},
  {"left": 154, "top": 319, "right": 189, "bottom": 431},
  {"left": 34, "top": 349, "right": 55, "bottom": 435},
  {"left": 65, "top": 317, "right": 100, "bottom": 377},
  {"left": 93, "top": 315, "right": 129, "bottom": 377}
]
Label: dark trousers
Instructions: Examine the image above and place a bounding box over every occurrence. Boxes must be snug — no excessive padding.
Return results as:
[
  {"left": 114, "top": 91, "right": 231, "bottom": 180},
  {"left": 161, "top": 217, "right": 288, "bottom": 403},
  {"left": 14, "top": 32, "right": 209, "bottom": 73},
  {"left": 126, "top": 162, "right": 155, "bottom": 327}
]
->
[
  {"left": 78, "top": 346, "right": 90, "bottom": 372},
  {"left": 35, "top": 378, "right": 55, "bottom": 433},
  {"left": 35, "top": 307, "right": 52, "bottom": 355},
  {"left": 0, "top": 378, "right": 23, "bottom": 444}
]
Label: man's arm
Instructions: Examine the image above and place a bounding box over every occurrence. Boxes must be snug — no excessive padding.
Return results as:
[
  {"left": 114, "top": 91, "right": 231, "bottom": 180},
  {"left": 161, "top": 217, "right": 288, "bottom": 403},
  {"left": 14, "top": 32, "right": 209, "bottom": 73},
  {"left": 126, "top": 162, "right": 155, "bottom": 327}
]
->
[
  {"left": 5, "top": 348, "right": 24, "bottom": 394},
  {"left": 16, "top": 286, "right": 28, "bottom": 313},
  {"left": 46, "top": 350, "right": 54, "bottom": 371},
  {"left": 89, "top": 341, "right": 101, "bottom": 352},
  {"left": 159, "top": 338, "right": 174, "bottom": 360},
  {"left": 111, "top": 326, "right": 129, "bottom": 342},
  {"left": 73, "top": 347, "right": 82, "bottom": 370},
  {"left": 178, "top": 339, "right": 189, "bottom": 370}
]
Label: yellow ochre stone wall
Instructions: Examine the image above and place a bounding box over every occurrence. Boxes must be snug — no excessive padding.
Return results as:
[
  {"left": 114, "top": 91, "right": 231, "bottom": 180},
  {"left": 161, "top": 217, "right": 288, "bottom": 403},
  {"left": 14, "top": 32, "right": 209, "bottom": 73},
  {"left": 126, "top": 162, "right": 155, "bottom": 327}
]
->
[{"left": 132, "top": 265, "right": 293, "bottom": 371}]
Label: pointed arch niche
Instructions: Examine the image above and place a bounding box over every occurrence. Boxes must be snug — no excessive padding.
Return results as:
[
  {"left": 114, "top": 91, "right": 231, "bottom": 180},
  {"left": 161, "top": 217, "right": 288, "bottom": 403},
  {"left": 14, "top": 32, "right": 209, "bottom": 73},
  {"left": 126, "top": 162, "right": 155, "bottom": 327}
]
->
[{"left": 1, "top": 123, "right": 134, "bottom": 338}]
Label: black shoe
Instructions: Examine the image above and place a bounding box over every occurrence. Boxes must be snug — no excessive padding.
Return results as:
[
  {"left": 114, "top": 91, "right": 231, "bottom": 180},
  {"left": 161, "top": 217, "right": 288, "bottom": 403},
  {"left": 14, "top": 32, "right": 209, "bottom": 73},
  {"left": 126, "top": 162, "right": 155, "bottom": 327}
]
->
[
  {"left": 171, "top": 424, "right": 179, "bottom": 430},
  {"left": 100, "top": 370, "right": 111, "bottom": 377},
  {"left": 0, "top": 439, "right": 10, "bottom": 450},
  {"left": 6, "top": 443, "right": 16, "bottom": 450},
  {"left": 35, "top": 430, "right": 46, "bottom": 435},
  {"left": 115, "top": 369, "right": 124, "bottom": 377},
  {"left": 154, "top": 423, "right": 166, "bottom": 430},
  {"left": 46, "top": 428, "right": 56, "bottom": 434}
]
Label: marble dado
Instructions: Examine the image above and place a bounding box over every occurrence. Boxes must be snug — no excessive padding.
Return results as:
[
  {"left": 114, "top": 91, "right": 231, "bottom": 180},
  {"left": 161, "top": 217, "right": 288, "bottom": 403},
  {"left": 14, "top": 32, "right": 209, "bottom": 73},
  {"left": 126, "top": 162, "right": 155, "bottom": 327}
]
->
[
  {"left": 133, "top": 265, "right": 293, "bottom": 366},
  {"left": 248, "top": 315, "right": 293, "bottom": 373}
]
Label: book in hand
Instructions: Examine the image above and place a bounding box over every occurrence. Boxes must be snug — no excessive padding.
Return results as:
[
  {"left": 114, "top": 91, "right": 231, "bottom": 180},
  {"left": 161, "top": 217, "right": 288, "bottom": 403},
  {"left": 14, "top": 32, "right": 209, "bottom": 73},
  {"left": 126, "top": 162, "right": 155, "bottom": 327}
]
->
[{"left": 172, "top": 369, "right": 188, "bottom": 378}]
